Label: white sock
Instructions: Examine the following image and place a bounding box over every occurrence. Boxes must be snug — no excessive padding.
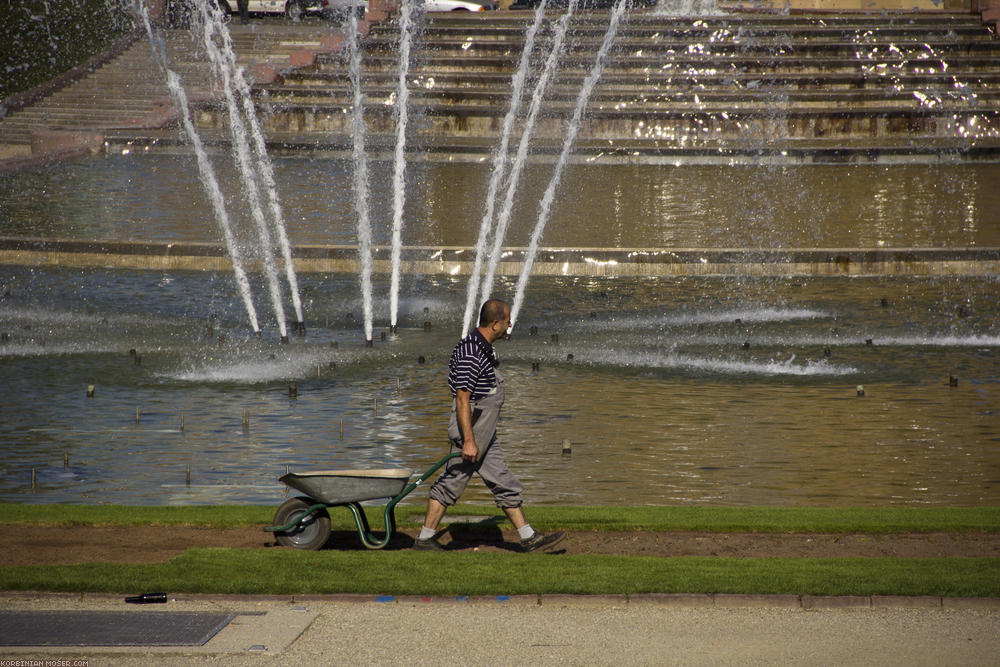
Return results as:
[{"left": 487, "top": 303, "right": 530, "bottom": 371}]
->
[
  {"left": 517, "top": 524, "right": 534, "bottom": 540},
  {"left": 419, "top": 526, "right": 436, "bottom": 540}
]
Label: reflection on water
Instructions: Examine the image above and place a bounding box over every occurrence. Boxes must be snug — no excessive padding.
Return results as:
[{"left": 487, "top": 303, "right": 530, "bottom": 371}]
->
[
  {"left": 2, "top": 154, "right": 1000, "bottom": 249},
  {"left": 0, "top": 266, "right": 996, "bottom": 506}
]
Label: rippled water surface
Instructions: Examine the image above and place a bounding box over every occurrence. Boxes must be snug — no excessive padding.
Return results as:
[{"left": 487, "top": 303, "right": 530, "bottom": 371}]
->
[
  {"left": 1, "top": 266, "right": 997, "bottom": 506},
  {"left": 2, "top": 154, "right": 1000, "bottom": 249}
]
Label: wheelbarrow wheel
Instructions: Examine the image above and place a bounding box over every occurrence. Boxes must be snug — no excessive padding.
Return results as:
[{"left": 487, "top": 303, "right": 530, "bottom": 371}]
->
[{"left": 272, "top": 497, "right": 331, "bottom": 550}]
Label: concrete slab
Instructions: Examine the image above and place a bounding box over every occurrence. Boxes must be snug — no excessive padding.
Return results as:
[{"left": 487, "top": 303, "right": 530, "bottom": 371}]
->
[
  {"left": 802, "top": 595, "right": 871, "bottom": 609},
  {"left": 714, "top": 594, "right": 801, "bottom": 608},
  {"left": 628, "top": 593, "right": 715, "bottom": 608},
  {"left": 872, "top": 596, "right": 943, "bottom": 609},
  {"left": 540, "top": 594, "right": 628, "bottom": 608},
  {"left": 942, "top": 597, "right": 1000, "bottom": 610}
]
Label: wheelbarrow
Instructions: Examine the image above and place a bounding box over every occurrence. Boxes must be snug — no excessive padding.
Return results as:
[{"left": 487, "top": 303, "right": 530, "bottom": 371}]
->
[{"left": 264, "top": 452, "right": 460, "bottom": 550}]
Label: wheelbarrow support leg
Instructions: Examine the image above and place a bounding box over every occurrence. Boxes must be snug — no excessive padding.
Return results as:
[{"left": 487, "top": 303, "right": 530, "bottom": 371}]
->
[{"left": 346, "top": 452, "right": 461, "bottom": 550}]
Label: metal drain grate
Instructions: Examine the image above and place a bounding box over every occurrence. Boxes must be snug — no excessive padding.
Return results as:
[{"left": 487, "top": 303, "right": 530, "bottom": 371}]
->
[{"left": 0, "top": 611, "right": 236, "bottom": 646}]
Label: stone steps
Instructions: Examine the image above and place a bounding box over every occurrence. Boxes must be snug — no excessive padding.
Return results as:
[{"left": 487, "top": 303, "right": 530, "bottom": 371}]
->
[
  {"left": 5, "top": 10, "right": 999, "bottom": 164},
  {"left": 0, "top": 21, "right": 336, "bottom": 147},
  {"left": 271, "top": 9, "right": 998, "bottom": 161}
]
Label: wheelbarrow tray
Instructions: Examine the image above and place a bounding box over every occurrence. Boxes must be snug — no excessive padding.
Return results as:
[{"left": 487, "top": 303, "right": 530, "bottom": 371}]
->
[{"left": 279, "top": 468, "right": 412, "bottom": 505}]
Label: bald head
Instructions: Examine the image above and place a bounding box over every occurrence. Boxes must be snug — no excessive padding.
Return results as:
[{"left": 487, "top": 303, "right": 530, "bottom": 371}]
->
[{"left": 478, "top": 299, "right": 509, "bottom": 328}]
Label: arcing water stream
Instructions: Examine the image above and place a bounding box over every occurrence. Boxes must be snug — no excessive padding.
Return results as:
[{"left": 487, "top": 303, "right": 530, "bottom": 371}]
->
[
  {"left": 137, "top": 0, "right": 259, "bottom": 332},
  {"left": 347, "top": 8, "right": 375, "bottom": 343},
  {"left": 389, "top": 0, "right": 416, "bottom": 331},
  {"left": 479, "top": 0, "right": 579, "bottom": 309},
  {"left": 511, "top": 0, "right": 631, "bottom": 327},
  {"left": 461, "top": 0, "right": 549, "bottom": 337}
]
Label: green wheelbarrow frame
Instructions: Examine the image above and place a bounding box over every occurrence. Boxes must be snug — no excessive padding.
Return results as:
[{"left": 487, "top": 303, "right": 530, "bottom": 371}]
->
[{"left": 265, "top": 452, "right": 460, "bottom": 550}]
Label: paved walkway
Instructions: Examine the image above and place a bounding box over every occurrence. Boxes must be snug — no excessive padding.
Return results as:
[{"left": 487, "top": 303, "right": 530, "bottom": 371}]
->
[{"left": 2, "top": 593, "right": 998, "bottom": 665}]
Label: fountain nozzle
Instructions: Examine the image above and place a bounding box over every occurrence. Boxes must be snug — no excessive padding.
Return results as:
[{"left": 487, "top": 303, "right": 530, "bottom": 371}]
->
[
  {"left": 390, "top": 325, "right": 398, "bottom": 334},
  {"left": 365, "top": 339, "right": 374, "bottom": 348},
  {"left": 280, "top": 335, "right": 289, "bottom": 344}
]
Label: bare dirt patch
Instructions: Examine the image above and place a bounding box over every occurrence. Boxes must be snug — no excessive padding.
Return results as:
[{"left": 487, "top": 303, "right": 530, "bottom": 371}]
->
[{"left": 4, "top": 524, "right": 999, "bottom": 566}]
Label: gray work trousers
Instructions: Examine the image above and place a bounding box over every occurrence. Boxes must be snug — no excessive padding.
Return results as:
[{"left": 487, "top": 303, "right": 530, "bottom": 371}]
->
[{"left": 428, "top": 370, "right": 524, "bottom": 508}]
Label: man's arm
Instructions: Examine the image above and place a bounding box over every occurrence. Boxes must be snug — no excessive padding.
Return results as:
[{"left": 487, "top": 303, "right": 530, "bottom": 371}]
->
[{"left": 455, "top": 389, "right": 478, "bottom": 462}]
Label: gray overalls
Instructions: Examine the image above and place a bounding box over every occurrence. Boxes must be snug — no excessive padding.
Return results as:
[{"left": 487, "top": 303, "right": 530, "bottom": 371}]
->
[{"left": 429, "top": 366, "right": 525, "bottom": 509}]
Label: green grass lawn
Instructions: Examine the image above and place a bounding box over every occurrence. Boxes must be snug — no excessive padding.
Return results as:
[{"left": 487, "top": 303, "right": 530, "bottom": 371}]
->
[
  {"left": 4, "top": 504, "right": 999, "bottom": 534},
  {"left": 2, "top": 550, "right": 997, "bottom": 598},
  {"left": 3, "top": 504, "right": 998, "bottom": 597}
]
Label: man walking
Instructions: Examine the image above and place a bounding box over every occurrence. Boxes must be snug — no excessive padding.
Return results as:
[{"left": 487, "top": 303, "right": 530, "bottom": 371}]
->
[{"left": 415, "top": 299, "right": 564, "bottom": 552}]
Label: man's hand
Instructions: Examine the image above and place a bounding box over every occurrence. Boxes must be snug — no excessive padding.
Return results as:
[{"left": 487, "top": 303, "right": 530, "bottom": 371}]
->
[{"left": 461, "top": 438, "right": 478, "bottom": 463}]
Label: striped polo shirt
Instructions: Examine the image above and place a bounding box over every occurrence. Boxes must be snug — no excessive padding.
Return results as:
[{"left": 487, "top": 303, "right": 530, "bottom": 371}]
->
[{"left": 448, "top": 329, "right": 498, "bottom": 400}]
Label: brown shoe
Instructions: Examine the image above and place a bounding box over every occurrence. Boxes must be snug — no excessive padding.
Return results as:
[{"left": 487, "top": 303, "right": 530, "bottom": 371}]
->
[
  {"left": 414, "top": 536, "right": 444, "bottom": 551},
  {"left": 520, "top": 530, "right": 565, "bottom": 552}
]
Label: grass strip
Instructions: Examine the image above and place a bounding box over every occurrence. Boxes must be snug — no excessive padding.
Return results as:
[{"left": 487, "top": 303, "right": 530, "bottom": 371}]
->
[
  {"left": 1, "top": 549, "right": 997, "bottom": 598},
  {"left": 3, "top": 504, "right": 998, "bottom": 534}
]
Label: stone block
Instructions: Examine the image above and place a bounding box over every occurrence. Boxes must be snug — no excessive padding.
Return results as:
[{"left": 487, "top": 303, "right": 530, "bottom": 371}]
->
[
  {"left": 942, "top": 597, "right": 1000, "bottom": 610},
  {"left": 871, "top": 596, "right": 942, "bottom": 609},
  {"left": 802, "top": 595, "right": 870, "bottom": 609},
  {"left": 356, "top": 20, "right": 372, "bottom": 36},
  {"left": 395, "top": 595, "right": 468, "bottom": 605},
  {"left": 30, "top": 130, "right": 104, "bottom": 156},
  {"left": 138, "top": 99, "right": 179, "bottom": 128},
  {"left": 540, "top": 594, "right": 628, "bottom": 608},
  {"left": 628, "top": 593, "right": 714, "bottom": 608},
  {"left": 366, "top": 9, "right": 389, "bottom": 22},
  {"left": 288, "top": 50, "right": 316, "bottom": 68},
  {"left": 319, "top": 33, "right": 344, "bottom": 51},
  {"left": 715, "top": 594, "right": 801, "bottom": 608},
  {"left": 468, "top": 594, "right": 538, "bottom": 606},
  {"left": 250, "top": 63, "right": 280, "bottom": 85}
]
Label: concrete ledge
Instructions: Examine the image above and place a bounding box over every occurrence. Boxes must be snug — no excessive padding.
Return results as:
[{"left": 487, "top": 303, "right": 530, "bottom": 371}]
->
[
  {"left": 942, "top": 597, "right": 1000, "bottom": 610},
  {"left": 540, "top": 594, "right": 628, "bottom": 608},
  {"left": 628, "top": 593, "right": 715, "bottom": 607},
  {"left": 468, "top": 594, "right": 538, "bottom": 606},
  {"left": 395, "top": 595, "right": 470, "bottom": 605},
  {"left": 3, "top": 591, "right": 1000, "bottom": 609},
  {"left": 29, "top": 130, "right": 104, "bottom": 156},
  {"left": 872, "top": 595, "right": 943, "bottom": 609},
  {"left": 0, "top": 238, "right": 997, "bottom": 278},
  {"left": 715, "top": 594, "right": 801, "bottom": 608},
  {"left": 803, "top": 595, "right": 871, "bottom": 609}
]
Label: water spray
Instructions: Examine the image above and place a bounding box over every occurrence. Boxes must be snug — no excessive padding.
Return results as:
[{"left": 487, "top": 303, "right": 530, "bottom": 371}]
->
[
  {"left": 460, "top": 0, "right": 549, "bottom": 337},
  {"left": 195, "top": 2, "right": 289, "bottom": 340},
  {"left": 480, "top": 0, "right": 578, "bottom": 304},
  {"left": 348, "top": 9, "right": 375, "bottom": 344},
  {"left": 136, "top": 1, "right": 259, "bottom": 332},
  {"left": 389, "top": 0, "right": 417, "bottom": 330},
  {"left": 210, "top": 6, "right": 306, "bottom": 328},
  {"left": 510, "top": 0, "right": 631, "bottom": 328}
]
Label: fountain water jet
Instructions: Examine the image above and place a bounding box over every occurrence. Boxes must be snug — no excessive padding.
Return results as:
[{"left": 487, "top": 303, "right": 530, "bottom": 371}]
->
[
  {"left": 479, "top": 0, "right": 579, "bottom": 306},
  {"left": 511, "top": 0, "right": 631, "bottom": 327},
  {"left": 348, "top": 9, "right": 375, "bottom": 343},
  {"left": 165, "top": 69, "right": 260, "bottom": 333},
  {"left": 195, "top": 3, "right": 288, "bottom": 340},
  {"left": 208, "top": 4, "right": 306, "bottom": 327},
  {"left": 136, "top": 1, "right": 259, "bottom": 332},
  {"left": 461, "top": 0, "right": 549, "bottom": 337},
  {"left": 389, "top": 0, "right": 416, "bottom": 330}
]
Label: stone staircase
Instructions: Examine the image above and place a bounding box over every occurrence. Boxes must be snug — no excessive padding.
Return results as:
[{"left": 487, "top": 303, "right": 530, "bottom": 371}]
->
[
  {"left": 3, "top": 11, "right": 998, "bottom": 164},
  {"left": 241, "top": 10, "right": 1000, "bottom": 163},
  {"left": 0, "top": 20, "right": 338, "bottom": 157}
]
